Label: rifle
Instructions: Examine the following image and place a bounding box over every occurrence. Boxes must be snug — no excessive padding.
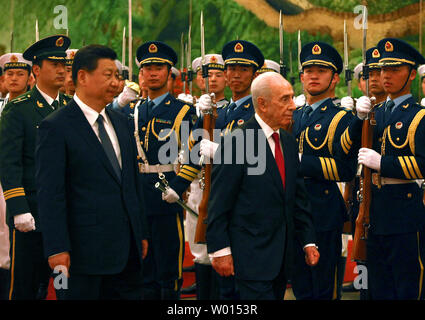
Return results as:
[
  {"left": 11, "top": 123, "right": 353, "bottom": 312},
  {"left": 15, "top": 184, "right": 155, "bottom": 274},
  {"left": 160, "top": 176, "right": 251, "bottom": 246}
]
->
[
  {"left": 279, "top": 11, "right": 287, "bottom": 78},
  {"left": 128, "top": 0, "right": 133, "bottom": 81},
  {"left": 194, "top": 11, "right": 217, "bottom": 244},
  {"left": 342, "top": 19, "right": 354, "bottom": 235},
  {"left": 352, "top": 5, "right": 373, "bottom": 263},
  {"left": 35, "top": 19, "right": 39, "bottom": 42}
]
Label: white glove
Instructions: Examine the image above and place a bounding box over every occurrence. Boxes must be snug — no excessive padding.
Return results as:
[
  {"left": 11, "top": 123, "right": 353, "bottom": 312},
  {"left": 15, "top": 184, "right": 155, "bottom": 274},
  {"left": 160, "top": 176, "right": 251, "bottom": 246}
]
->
[
  {"left": 200, "top": 139, "right": 219, "bottom": 160},
  {"left": 356, "top": 96, "right": 372, "bottom": 120},
  {"left": 117, "top": 86, "right": 138, "bottom": 107},
  {"left": 358, "top": 148, "right": 381, "bottom": 171},
  {"left": 196, "top": 93, "right": 214, "bottom": 113},
  {"left": 294, "top": 94, "right": 306, "bottom": 107},
  {"left": 162, "top": 187, "right": 180, "bottom": 203},
  {"left": 14, "top": 213, "right": 35, "bottom": 232},
  {"left": 298, "top": 153, "right": 302, "bottom": 162},
  {"left": 340, "top": 96, "right": 355, "bottom": 110},
  {"left": 177, "top": 93, "right": 194, "bottom": 105},
  {"left": 421, "top": 98, "right": 425, "bottom": 107}
]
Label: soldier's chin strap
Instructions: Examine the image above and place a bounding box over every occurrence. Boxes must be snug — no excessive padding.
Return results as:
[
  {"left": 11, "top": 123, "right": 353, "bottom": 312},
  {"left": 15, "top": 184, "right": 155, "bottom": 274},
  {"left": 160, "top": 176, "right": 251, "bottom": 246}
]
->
[
  {"left": 307, "top": 69, "right": 336, "bottom": 97},
  {"left": 392, "top": 64, "right": 414, "bottom": 97}
]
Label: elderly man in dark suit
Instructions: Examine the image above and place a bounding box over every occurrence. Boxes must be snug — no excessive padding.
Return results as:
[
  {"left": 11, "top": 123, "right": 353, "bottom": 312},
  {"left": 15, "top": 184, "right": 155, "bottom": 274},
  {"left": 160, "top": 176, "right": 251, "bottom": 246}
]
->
[
  {"left": 35, "top": 45, "right": 148, "bottom": 300},
  {"left": 206, "top": 72, "right": 320, "bottom": 300}
]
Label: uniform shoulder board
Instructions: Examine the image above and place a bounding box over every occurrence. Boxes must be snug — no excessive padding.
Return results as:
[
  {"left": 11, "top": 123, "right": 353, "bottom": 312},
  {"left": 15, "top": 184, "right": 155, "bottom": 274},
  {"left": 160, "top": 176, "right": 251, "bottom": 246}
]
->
[
  {"left": 375, "top": 102, "right": 385, "bottom": 109},
  {"left": 12, "top": 92, "right": 31, "bottom": 104},
  {"left": 295, "top": 104, "right": 305, "bottom": 111}
]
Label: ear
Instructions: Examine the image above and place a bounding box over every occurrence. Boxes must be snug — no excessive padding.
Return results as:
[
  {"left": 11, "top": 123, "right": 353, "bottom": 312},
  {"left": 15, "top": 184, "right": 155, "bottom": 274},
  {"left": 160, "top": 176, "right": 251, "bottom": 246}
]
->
[
  {"left": 257, "top": 96, "right": 267, "bottom": 112},
  {"left": 32, "top": 65, "right": 40, "bottom": 78},
  {"left": 410, "top": 68, "right": 417, "bottom": 81},
  {"left": 77, "top": 69, "right": 88, "bottom": 87}
]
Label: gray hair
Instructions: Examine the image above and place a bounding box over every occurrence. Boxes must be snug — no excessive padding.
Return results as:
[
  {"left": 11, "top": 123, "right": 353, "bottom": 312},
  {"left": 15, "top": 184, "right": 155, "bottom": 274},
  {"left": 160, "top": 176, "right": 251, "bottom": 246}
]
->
[{"left": 251, "top": 72, "right": 286, "bottom": 110}]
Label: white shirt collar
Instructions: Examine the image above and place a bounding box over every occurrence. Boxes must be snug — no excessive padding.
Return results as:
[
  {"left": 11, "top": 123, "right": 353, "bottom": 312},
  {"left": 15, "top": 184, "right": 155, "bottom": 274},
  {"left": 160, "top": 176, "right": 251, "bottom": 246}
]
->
[
  {"left": 73, "top": 94, "right": 109, "bottom": 127},
  {"left": 36, "top": 85, "right": 59, "bottom": 106},
  {"left": 255, "top": 113, "right": 279, "bottom": 140}
]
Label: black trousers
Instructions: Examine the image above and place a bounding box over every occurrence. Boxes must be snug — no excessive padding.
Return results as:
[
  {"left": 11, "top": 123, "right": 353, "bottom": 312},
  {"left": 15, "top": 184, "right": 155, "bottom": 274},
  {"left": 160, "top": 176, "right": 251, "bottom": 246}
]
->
[
  {"left": 236, "top": 270, "right": 287, "bottom": 300},
  {"left": 0, "top": 268, "right": 10, "bottom": 300},
  {"left": 194, "top": 263, "right": 219, "bottom": 300},
  {"left": 55, "top": 235, "right": 143, "bottom": 300},
  {"left": 142, "top": 213, "right": 184, "bottom": 300},
  {"left": 291, "top": 229, "right": 341, "bottom": 300},
  {"left": 8, "top": 229, "right": 48, "bottom": 300},
  {"left": 367, "top": 229, "right": 425, "bottom": 300}
]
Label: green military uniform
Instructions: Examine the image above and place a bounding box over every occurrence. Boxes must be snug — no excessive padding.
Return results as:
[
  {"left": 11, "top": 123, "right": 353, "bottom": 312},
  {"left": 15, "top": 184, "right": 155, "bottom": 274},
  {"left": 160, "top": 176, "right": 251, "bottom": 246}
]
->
[{"left": 0, "top": 35, "right": 71, "bottom": 300}]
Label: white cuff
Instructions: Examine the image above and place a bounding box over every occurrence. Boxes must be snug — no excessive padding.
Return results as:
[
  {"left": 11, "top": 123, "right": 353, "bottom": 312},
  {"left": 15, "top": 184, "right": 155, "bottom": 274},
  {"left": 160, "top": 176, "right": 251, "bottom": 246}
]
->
[
  {"left": 303, "top": 243, "right": 318, "bottom": 250},
  {"left": 208, "top": 247, "right": 232, "bottom": 260}
]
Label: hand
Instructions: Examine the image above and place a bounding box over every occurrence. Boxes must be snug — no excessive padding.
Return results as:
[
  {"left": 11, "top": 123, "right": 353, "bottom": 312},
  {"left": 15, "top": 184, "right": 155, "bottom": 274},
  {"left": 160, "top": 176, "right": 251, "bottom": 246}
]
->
[
  {"left": 196, "top": 93, "right": 214, "bottom": 113},
  {"left": 177, "top": 93, "right": 194, "bottom": 105},
  {"left": 304, "top": 246, "right": 320, "bottom": 266},
  {"left": 358, "top": 147, "right": 381, "bottom": 171},
  {"left": 356, "top": 96, "right": 372, "bottom": 120},
  {"left": 298, "top": 153, "right": 302, "bottom": 162},
  {"left": 421, "top": 98, "right": 425, "bottom": 107},
  {"left": 162, "top": 187, "right": 180, "bottom": 203},
  {"left": 200, "top": 139, "right": 219, "bottom": 160},
  {"left": 48, "top": 252, "right": 70, "bottom": 277},
  {"left": 211, "top": 254, "right": 235, "bottom": 277},
  {"left": 14, "top": 213, "right": 35, "bottom": 232},
  {"left": 294, "top": 94, "right": 306, "bottom": 107},
  {"left": 117, "top": 85, "right": 138, "bottom": 107},
  {"left": 142, "top": 239, "right": 148, "bottom": 259},
  {"left": 340, "top": 96, "right": 355, "bottom": 110}
]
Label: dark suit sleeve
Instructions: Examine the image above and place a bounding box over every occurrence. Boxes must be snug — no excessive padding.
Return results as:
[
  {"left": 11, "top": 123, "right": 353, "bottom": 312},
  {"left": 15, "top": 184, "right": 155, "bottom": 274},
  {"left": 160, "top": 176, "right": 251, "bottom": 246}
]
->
[
  {"left": 35, "top": 119, "right": 70, "bottom": 257},
  {"left": 206, "top": 138, "right": 243, "bottom": 253}
]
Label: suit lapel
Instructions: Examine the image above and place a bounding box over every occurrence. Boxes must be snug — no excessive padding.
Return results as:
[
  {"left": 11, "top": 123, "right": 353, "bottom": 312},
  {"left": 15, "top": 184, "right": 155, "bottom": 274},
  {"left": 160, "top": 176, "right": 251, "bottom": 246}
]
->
[
  {"left": 106, "top": 108, "right": 128, "bottom": 181},
  {"left": 280, "top": 129, "right": 294, "bottom": 195},
  {"left": 250, "top": 119, "right": 284, "bottom": 196},
  {"left": 68, "top": 100, "right": 121, "bottom": 185},
  {"left": 306, "top": 99, "right": 330, "bottom": 128},
  {"left": 386, "top": 97, "right": 413, "bottom": 127},
  {"left": 151, "top": 93, "right": 173, "bottom": 119}
]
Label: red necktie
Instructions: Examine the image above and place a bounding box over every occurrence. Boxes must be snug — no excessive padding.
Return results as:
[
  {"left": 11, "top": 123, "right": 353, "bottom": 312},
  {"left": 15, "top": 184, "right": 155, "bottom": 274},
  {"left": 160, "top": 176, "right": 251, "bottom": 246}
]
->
[{"left": 272, "top": 132, "right": 286, "bottom": 189}]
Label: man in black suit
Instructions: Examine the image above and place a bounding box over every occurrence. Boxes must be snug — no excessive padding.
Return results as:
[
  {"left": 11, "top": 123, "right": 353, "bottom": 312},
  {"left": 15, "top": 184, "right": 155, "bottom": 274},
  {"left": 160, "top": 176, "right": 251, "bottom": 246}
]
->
[
  {"left": 35, "top": 45, "right": 148, "bottom": 300},
  {"left": 206, "top": 72, "right": 319, "bottom": 300}
]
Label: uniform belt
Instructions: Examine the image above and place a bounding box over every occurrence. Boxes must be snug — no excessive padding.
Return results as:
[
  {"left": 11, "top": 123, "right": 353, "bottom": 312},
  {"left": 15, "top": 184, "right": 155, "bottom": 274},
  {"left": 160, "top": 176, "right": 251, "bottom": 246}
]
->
[
  {"left": 371, "top": 173, "right": 415, "bottom": 186},
  {"left": 138, "top": 163, "right": 175, "bottom": 174}
]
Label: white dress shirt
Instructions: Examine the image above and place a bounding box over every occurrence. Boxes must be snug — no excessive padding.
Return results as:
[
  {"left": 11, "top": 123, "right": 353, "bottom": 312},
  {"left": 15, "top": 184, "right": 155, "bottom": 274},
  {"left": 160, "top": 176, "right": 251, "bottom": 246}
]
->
[
  {"left": 73, "top": 94, "right": 122, "bottom": 169},
  {"left": 36, "top": 85, "right": 59, "bottom": 109}
]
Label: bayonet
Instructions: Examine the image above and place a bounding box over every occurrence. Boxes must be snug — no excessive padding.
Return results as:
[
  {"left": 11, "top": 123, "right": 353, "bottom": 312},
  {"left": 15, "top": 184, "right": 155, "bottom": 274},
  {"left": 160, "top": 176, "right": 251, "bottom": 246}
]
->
[
  {"left": 35, "top": 19, "right": 39, "bottom": 42},
  {"left": 128, "top": 0, "right": 133, "bottom": 80},
  {"left": 200, "top": 11, "right": 209, "bottom": 93},
  {"left": 180, "top": 33, "right": 186, "bottom": 94},
  {"left": 122, "top": 27, "right": 126, "bottom": 69},
  {"left": 279, "top": 11, "right": 287, "bottom": 78},
  {"left": 187, "top": 25, "right": 193, "bottom": 95},
  {"left": 298, "top": 30, "right": 303, "bottom": 92},
  {"left": 344, "top": 20, "right": 352, "bottom": 96}
]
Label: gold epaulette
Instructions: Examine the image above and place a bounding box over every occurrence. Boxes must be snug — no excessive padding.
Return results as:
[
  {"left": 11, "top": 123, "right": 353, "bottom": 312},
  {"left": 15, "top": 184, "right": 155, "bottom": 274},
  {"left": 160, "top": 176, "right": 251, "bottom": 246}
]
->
[{"left": 12, "top": 93, "right": 31, "bottom": 104}]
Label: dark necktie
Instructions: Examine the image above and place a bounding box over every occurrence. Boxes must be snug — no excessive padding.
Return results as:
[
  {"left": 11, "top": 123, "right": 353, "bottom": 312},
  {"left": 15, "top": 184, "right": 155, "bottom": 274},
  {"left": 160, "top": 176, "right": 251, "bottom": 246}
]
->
[
  {"left": 51, "top": 100, "right": 59, "bottom": 110},
  {"left": 226, "top": 102, "right": 237, "bottom": 117},
  {"left": 272, "top": 132, "right": 286, "bottom": 189},
  {"left": 300, "top": 105, "right": 313, "bottom": 129},
  {"left": 384, "top": 100, "right": 395, "bottom": 123},
  {"left": 96, "top": 114, "right": 121, "bottom": 181},
  {"left": 147, "top": 100, "right": 155, "bottom": 119}
]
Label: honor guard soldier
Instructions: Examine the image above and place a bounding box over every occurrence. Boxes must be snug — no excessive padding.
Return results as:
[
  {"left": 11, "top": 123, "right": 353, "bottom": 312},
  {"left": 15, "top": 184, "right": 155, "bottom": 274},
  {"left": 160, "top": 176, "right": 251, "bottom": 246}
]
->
[
  {"left": 289, "top": 41, "right": 357, "bottom": 300},
  {"left": 168, "top": 66, "right": 180, "bottom": 97},
  {"left": 0, "top": 53, "right": 32, "bottom": 115},
  {"left": 64, "top": 49, "right": 77, "bottom": 96},
  {"left": 192, "top": 40, "right": 263, "bottom": 300},
  {"left": 257, "top": 59, "right": 280, "bottom": 74},
  {"left": 0, "top": 35, "right": 71, "bottom": 300},
  {"left": 182, "top": 53, "right": 229, "bottom": 300},
  {"left": 346, "top": 38, "right": 425, "bottom": 300},
  {"left": 126, "top": 41, "right": 197, "bottom": 300}
]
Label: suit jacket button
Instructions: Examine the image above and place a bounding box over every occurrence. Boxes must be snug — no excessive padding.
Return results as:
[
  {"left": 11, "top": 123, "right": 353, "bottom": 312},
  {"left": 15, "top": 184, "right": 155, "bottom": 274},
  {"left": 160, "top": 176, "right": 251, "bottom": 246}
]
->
[{"left": 142, "top": 127, "right": 146, "bottom": 131}]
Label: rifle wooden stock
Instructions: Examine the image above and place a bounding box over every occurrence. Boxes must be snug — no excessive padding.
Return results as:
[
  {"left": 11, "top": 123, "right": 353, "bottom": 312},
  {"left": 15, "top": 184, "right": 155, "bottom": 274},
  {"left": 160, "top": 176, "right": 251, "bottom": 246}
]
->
[
  {"left": 352, "top": 114, "right": 374, "bottom": 262},
  {"left": 194, "top": 108, "right": 217, "bottom": 244}
]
